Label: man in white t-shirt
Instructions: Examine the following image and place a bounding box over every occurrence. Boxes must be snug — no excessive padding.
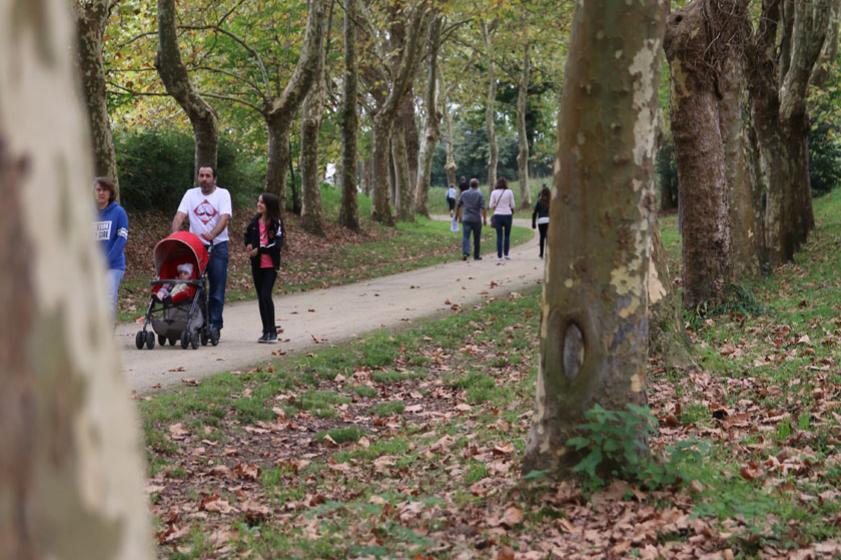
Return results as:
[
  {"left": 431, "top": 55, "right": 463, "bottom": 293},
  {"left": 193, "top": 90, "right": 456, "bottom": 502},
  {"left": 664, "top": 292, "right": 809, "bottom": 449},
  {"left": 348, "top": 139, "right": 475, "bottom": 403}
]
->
[{"left": 171, "top": 166, "right": 232, "bottom": 336}]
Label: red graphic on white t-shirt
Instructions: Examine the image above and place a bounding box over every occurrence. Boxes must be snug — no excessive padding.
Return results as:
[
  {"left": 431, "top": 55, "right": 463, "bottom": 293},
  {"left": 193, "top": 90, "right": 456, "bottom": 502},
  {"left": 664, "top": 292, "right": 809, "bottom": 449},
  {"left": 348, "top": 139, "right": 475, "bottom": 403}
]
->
[{"left": 194, "top": 199, "right": 218, "bottom": 225}]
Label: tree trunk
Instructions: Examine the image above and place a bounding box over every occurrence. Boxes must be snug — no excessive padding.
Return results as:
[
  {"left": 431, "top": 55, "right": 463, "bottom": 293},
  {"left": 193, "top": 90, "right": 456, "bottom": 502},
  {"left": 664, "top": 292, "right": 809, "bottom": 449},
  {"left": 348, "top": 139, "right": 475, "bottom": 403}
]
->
[
  {"left": 0, "top": 1, "right": 152, "bottom": 556},
  {"left": 414, "top": 13, "right": 442, "bottom": 217},
  {"left": 75, "top": 0, "right": 119, "bottom": 194},
  {"left": 745, "top": 0, "right": 833, "bottom": 265},
  {"left": 443, "top": 99, "right": 457, "bottom": 187},
  {"left": 371, "top": 118, "right": 395, "bottom": 225},
  {"left": 265, "top": 115, "right": 293, "bottom": 208},
  {"left": 338, "top": 0, "right": 360, "bottom": 231},
  {"left": 516, "top": 42, "right": 532, "bottom": 209},
  {"left": 482, "top": 22, "right": 498, "bottom": 190},
  {"left": 522, "top": 0, "right": 665, "bottom": 475},
  {"left": 665, "top": 2, "right": 731, "bottom": 309},
  {"left": 393, "top": 122, "right": 414, "bottom": 221},
  {"left": 649, "top": 224, "right": 693, "bottom": 370},
  {"left": 156, "top": 0, "right": 218, "bottom": 175},
  {"left": 300, "top": 14, "right": 328, "bottom": 236},
  {"left": 718, "top": 53, "right": 759, "bottom": 279},
  {"left": 263, "top": 0, "right": 326, "bottom": 206},
  {"left": 402, "top": 91, "right": 420, "bottom": 194}
]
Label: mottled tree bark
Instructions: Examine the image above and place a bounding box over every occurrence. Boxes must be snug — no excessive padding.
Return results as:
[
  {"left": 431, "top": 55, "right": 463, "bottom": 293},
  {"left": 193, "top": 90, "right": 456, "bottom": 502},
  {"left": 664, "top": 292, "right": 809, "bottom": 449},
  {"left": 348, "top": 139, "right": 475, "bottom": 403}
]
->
[
  {"left": 665, "top": 1, "right": 732, "bottom": 308},
  {"left": 402, "top": 91, "right": 420, "bottom": 196},
  {"left": 0, "top": 0, "right": 152, "bottom": 557},
  {"left": 481, "top": 20, "right": 498, "bottom": 190},
  {"left": 338, "top": 0, "right": 360, "bottom": 231},
  {"left": 75, "top": 0, "right": 119, "bottom": 194},
  {"left": 262, "top": 0, "right": 326, "bottom": 207},
  {"left": 746, "top": 0, "right": 833, "bottom": 265},
  {"left": 523, "top": 0, "right": 666, "bottom": 475},
  {"left": 414, "top": 13, "right": 442, "bottom": 217},
  {"left": 156, "top": 0, "right": 218, "bottom": 175},
  {"left": 393, "top": 119, "right": 415, "bottom": 221},
  {"left": 300, "top": 2, "right": 330, "bottom": 236},
  {"left": 371, "top": 119, "right": 395, "bottom": 225},
  {"left": 515, "top": 41, "right": 532, "bottom": 209},
  {"left": 719, "top": 52, "right": 759, "bottom": 278}
]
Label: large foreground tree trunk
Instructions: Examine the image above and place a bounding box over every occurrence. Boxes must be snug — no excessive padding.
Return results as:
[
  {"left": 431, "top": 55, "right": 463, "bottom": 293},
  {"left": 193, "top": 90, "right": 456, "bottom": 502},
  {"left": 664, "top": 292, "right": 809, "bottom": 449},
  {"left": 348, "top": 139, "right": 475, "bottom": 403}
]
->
[
  {"left": 516, "top": 42, "right": 532, "bottom": 209},
  {"left": 338, "top": 0, "right": 360, "bottom": 231},
  {"left": 156, "top": 0, "right": 218, "bottom": 175},
  {"left": 665, "top": 1, "right": 732, "bottom": 308},
  {"left": 523, "top": 0, "right": 665, "bottom": 475},
  {"left": 0, "top": 0, "right": 152, "bottom": 556},
  {"left": 262, "top": 0, "right": 326, "bottom": 207},
  {"left": 75, "top": 0, "right": 119, "bottom": 193}
]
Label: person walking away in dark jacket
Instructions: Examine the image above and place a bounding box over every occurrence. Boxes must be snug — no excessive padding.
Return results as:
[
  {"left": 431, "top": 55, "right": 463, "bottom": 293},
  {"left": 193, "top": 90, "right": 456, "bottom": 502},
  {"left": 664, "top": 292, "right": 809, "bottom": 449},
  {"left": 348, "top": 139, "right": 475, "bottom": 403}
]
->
[
  {"left": 446, "top": 184, "right": 458, "bottom": 217},
  {"left": 456, "top": 178, "right": 487, "bottom": 260},
  {"left": 532, "top": 185, "right": 551, "bottom": 259},
  {"left": 458, "top": 176, "right": 469, "bottom": 194},
  {"left": 489, "top": 177, "right": 515, "bottom": 260},
  {"left": 95, "top": 177, "right": 128, "bottom": 318},
  {"left": 245, "top": 193, "right": 284, "bottom": 343}
]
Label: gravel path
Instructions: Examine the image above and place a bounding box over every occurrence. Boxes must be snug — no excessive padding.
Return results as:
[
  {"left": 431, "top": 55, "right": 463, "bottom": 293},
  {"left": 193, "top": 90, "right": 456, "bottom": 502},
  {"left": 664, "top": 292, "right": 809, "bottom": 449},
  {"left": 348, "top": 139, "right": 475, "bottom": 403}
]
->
[{"left": 119, "top": 218, "right": 544, "bottom": 393}]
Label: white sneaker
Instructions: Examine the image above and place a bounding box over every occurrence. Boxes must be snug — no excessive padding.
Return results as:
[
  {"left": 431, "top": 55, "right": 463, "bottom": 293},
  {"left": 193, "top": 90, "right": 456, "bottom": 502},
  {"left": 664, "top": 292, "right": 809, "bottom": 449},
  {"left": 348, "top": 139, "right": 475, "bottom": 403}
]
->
[{"left": 504, "top": 255, "right": 511, "bottom": 260}]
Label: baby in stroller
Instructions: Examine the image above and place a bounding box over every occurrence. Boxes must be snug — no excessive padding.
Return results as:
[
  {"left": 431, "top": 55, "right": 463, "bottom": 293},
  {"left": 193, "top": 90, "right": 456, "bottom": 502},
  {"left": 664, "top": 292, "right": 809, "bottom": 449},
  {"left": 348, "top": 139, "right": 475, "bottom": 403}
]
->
[
  {"left": 135, "top": 231, "right": 217, "bottom": 350},
  {"left": 153, "top": 262, "right": 197, "bottom": 305}
]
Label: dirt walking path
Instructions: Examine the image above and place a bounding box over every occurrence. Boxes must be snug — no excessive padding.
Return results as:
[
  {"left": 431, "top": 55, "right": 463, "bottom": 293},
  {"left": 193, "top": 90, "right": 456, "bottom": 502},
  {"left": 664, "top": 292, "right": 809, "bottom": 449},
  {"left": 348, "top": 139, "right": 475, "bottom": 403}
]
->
[{"left": 119, "top": 218, "right": 544, "bottom": 393}]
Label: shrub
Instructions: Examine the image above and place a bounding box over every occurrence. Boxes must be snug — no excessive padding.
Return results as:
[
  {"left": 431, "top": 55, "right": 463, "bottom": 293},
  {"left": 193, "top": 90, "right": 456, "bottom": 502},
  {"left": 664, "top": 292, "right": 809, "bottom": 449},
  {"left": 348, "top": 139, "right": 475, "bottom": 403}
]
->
[{"left": 114, "top": 128, "right": 265, "bottom": 213}]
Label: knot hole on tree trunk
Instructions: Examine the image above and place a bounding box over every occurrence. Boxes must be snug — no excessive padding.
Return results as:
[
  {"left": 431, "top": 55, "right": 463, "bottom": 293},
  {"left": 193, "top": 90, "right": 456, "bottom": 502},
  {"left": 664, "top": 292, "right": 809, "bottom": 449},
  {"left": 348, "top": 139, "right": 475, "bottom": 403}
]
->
[{"left": 562, "top": 321, "right": 585, "bottom": 380}]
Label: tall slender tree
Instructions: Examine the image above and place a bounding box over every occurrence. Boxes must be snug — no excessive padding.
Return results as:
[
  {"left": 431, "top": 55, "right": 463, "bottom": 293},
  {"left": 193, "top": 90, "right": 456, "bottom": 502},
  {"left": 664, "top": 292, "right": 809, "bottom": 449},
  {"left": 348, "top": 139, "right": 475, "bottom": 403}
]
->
[
  {"left": 156, "top": 0, "right": 219, "bottom": 175},
  {"left": 0, "top": 0, "right": 152, "bottom": 556},
  {"left": 481, "top": 19, "right": 498, "bottom": 191},
  {"left": 515, "top": 40, "right": 532, "bottom": 209},
  {"left": 523, "top": 0, "right": 666, "bottom": 474},
  {"left": 414, "top": 12, "right": 442, "bottom": 217},
  {"left": 75, "top": 0, "right": 120, "bottom": 193},
  {"left": 338, "top": 0, "right": 361, "bottom": 231}
]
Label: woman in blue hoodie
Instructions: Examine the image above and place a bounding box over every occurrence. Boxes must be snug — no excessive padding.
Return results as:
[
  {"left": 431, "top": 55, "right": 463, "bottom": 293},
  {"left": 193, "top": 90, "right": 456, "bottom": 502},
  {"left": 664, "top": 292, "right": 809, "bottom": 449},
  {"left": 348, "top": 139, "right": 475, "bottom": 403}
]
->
[{"left": 95, "top": 177, "right": 128, "bottom": 317}]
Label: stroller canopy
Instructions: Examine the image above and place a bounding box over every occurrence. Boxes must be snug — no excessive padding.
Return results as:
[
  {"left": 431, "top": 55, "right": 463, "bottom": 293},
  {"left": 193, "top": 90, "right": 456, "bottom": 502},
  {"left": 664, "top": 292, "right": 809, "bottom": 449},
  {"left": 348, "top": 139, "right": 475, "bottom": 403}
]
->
[{"left": 153, "top": 231, "right": 209, "bottom": 279}]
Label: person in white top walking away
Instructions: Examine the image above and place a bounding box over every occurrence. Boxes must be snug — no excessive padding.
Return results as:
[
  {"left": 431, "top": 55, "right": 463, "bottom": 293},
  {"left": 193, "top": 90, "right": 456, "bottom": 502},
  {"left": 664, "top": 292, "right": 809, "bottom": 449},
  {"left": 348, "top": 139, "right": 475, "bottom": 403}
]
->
[
  {"left": 489, "top": 177, "right": 515, "bottom": 259},
  {"left": 171, "top": 166, "right": 233, "bottom": 339}
]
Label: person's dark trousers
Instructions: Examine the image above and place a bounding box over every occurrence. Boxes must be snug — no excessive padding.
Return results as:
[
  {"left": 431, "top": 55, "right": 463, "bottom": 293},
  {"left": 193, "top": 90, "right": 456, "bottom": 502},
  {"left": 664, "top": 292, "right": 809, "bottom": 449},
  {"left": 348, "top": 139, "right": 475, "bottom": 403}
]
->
[
  {"left": 207, "top": 241, "right": 229, "bottom": 330},
  {"left": 494, "top": 214, "right": 513, "bottom": 257},
  {"left": 252, "top": 266, "right": 277, "bottom": 335},
  {"left": 538, "top": 223, "right": 548, "bottom": 257},
  {"left": 462, "top": 221, "right": 482, "bottom": 258}
]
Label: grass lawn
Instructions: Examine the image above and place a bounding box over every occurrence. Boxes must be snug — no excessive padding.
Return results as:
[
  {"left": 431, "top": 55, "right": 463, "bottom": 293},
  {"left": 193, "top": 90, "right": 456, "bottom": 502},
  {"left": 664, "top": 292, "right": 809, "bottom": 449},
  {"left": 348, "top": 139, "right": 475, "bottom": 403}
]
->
[{"left": 141, "top": 190, "right": 841, "bottom": 558}]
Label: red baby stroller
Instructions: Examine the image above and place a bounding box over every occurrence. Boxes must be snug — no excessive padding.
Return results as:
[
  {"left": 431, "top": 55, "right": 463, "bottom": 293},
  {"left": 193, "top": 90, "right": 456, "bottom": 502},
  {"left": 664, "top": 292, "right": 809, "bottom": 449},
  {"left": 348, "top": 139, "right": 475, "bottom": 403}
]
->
[{"left": 135, "top": 231, "right": 219, "bottom": 350}]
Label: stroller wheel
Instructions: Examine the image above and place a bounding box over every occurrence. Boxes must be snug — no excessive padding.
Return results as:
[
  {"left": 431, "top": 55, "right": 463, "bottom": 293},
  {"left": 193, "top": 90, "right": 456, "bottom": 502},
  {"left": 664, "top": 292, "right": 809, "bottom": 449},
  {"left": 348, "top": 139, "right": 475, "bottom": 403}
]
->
[
  {"left": 135, "top": 331, "right": 145, "bottom": 350},
  {"left": 145, "top": 331, "right": 156, "bottom": 350},
  {"left": 210, "top": 327, "right": 220, "bottom": 346},
  {"left": 168, "top": 336, "right": 178, "bottom": 346},
  {"left": 158, "top": 334, "right": 167, "bottom": 346},
  {"left": 191, "top": 332, "right": 200, "bottom": 350},
  {"left": 200, "top": 331, "right": 209, "bottom": 346},
  {"left": 180, "top": 331, "right": 190, "bottom": 349}
]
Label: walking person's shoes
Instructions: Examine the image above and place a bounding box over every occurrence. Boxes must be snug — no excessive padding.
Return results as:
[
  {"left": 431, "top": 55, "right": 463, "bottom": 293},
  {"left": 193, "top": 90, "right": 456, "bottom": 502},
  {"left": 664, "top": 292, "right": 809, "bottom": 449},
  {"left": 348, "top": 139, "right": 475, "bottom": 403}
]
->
[
  {"left": 474, "top": 256, "right": 482, "bottom": 261},
  {"left": 462, "top": 254, "right": 469, "bottom": 261},
  {"left": 258, "top": 333, "right": 268, "bottom": 343},
  {"left": 265, "top": 331, "right": 278, "bottom": 344},
  {"left": 504, "top": 255, "right": 511, "bottom": 260}
]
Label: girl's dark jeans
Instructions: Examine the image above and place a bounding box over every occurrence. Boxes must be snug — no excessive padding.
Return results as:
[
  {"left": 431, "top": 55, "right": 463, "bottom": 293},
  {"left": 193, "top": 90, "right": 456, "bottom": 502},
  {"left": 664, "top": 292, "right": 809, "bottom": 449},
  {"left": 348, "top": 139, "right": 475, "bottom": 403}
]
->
[
  {"left": 538, "top": 223, "right": 548, "bottom": 257},
  {"left": 252, "top": 267, "right": 277, "bottom": 335}
]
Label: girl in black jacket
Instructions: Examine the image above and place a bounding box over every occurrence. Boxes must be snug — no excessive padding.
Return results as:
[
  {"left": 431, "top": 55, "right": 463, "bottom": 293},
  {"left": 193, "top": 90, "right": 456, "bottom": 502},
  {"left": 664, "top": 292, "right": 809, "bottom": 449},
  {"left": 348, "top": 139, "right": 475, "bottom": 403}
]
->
[
  {"left": 245, "top": 193, "right": 284, "bottom": 343},
  {"left": 531, "top": 185, "right": 551, "bottom": 258}
]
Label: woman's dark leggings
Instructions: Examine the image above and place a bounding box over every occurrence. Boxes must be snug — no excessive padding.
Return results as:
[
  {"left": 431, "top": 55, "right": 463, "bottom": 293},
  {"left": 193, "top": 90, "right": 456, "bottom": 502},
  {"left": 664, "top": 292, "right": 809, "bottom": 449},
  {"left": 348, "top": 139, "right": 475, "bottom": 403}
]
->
[
  {"left": 494, "top": 214, "right": 513, "bottom": 257},
  {"left": 538, "top": 224, "right": 548, "bottom": 257},
  {"left": 253, "top": 267, "right": 277, "bottom": 334}
]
